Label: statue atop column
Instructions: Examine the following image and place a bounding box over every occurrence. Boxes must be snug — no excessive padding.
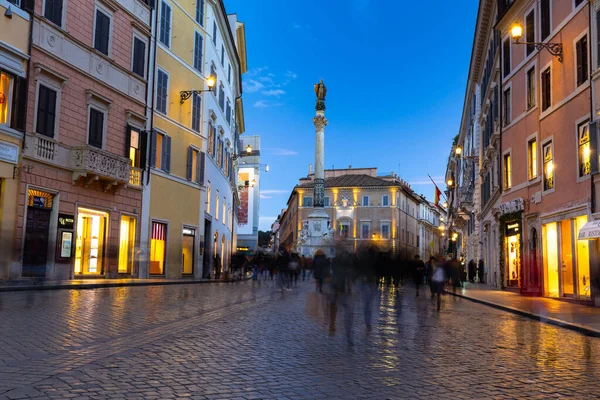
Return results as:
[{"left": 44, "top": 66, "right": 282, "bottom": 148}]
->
[{"left": 314, "top": 79, "right": 327, "bottom": 111}]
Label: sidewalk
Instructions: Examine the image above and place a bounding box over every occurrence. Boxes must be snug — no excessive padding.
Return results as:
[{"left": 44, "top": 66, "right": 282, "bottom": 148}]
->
[
  {"left": 0, "top": 277, "right": 227, "bottom": 293},
  {"left": 449, "top": 283, "right": 600, "bottom": 337}
]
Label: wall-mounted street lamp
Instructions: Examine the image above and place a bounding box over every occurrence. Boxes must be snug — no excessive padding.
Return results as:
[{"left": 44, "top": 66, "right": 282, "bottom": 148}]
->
[
  {"left": 455, "top": 146, "right": 479, "bottom": 162},
  {"left": 237, "top": 179, "right": 256, "bottom": 191},
  {"left": 232, "top": 145, "right": 257, "bottom": 161},
  {"left": 447, "top": 178, "right": 454, "bottom": 187},
  {"left": 180, "top": 75, "right": 216, "bottom": 104},
  {"left": 511, "top": 23, "right": 563, "bottom": 62}
]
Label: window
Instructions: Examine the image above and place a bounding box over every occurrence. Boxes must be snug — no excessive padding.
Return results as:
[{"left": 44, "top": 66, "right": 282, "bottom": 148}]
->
[
  {"left": 192, "top": 93, "right": 201, "bottom": 132},
  {"left": 526, "top": 67, "right": 536, "bottom": 109},
  {"left": 156, "top": 69, "right": 168, "bottom": 114},
  {"left": 228, "top": 65, "right": 232, "bottom": 84},
  {"left": 543, "top": 141, "right": 554, "bottom": 191},
  {"left": 7, "top": 0, "right": 21, "bottom": 6},
  {"left": 94, "top": 8, "right": 111, "bottom": 56},
  {"left": 303, "top": 197, "right": 313, "bottom": 207},
  {"left": 503, "top": 39, "right": 510, "bottom": 78},
  {"left": 597, "top": 10, "right": 600, "bottom": 67},
  {"left": 212, "top": 21, "right": 217, "bottom": 45},
  {"left": 193, "top": 32, "right": 203, "bottom": 72},
  {"left": 575, "top": 0, "right": 584, "bottom": 7},
  {"left": 151, "top": 131, "right": 171, "bottom": 173},
  {"left": 216, "top": 138, "right": 223, "bottom": 167},
  {"left": 526, "top": 9, "right": 535, "bottom": 55},
  {"left": 208, "top": 122, "right": 215, "bottom": 157},
  {"left": 220, "top": 44, "right": 225, "bottom": 66},
  {"left": 541, "top": 67, "right": 551, "bottom": 111},
  {"left": 88, "top": 108, "right": 104, "bottom": 148},
  {"left": 132, "top": 37, "right": 146, "bottom": 78},
  {"left": 195, "top": 0, "right": 204, "bottom": 26},
  {"left": 576, "top": 35, "right": 588, "bottom": 87},
  {"left": 36, "top": 85, "right": 57, "bottom": 138},
  {"left": 210, "top": 63, "right": 218, "bottom": 96},
  {"left": 541, "top": 0, "right": 550, "bottom": 41},
  {"left": 0, "top": 73, "right": 13, "bottom": 126},
  {"left": 218, "top": 83, "right": 225, "bottom": 110},
  {"left": 44, "top": 0, "right": 63, "bottom": 27},
  {"left": 187, "top": 147, "right": 204, "bottom": 184},
  {"left": 362, "top": 196, "right": 369, "bottom": 206},
  {"left": 118, "top": 216, "right": 136, "bottom": 274},
  {"left": 528, "top": 139, "right": 537, "bottom": 180},
  {"left": 361, "top": 223, "right": 370, "bottom": 239},
  {"left": 382, "top": 195, "right": 389, "bottom": 206},
  {"left": 402, "top": 228, "right": 405, "bottom": 242},
  {"left": 159, "top": 1, "right": 172, "bottom": 47},
  {"left": 340, "top": 223, "right": 350, "bottom": 238},
  {"left": 225, "top": 99, "right": 231, "bottom": 124},
  {"left": 215, "top": 193, "right": 220, "bottom": 220},
  {"left": 416, "top": 234, "right": 420, "bottom": 248},
  {"left": 222, "top": 199, "right": 226, "bottom": 224},
  {"left": 150, "top": 222, "right": 167, "bottom": 275},
  {"left": 323, "top": 196, "right": 330, "bottom": 207},
  {"left": 503, "top": 88, "right": 511, "bottom": 126},
  {"left": 578, "top": 122, "right": 591, "bottom": 177},
  {"left": 402, "top": 200, "right": 405, "bottom": 211},
  {"left": 504, "top": 153, "right": 512, "bottom": 189},
  {"left": 381, "top": 224, "right": 390, "bottom": 239},
  {"left": 206, "top": 186, "right": 211, "bottom": 213}
]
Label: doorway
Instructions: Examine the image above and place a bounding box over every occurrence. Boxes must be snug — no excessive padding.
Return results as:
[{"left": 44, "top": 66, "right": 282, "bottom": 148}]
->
[
  {"left": 75, "top": 208, "right": 108, "bottom": 275},
  {"left": 182, "top": 227, "right": 195, "bottom": 276},
  {"left": 202, "top": 219, "right": 212, "bottom": 278},
  {"left": 22, "top": 190, "right": 54, "bottom": 278}
]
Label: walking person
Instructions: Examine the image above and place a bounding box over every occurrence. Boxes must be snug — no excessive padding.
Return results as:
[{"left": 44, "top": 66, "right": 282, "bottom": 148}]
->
[
  {"left": 468, "top": 260, "right": 476, "bottom": 284},
  {"left": 313, "top": 249, "right": 328, "bottom": 293},
  {"left": 413, "top": 255, "right": 426, "bottom": 297},
  {"left": 426, "top": 256, "right": 436, "bottom": 298},
  {"left": 431, "top": 256, "right": 447, "bottom": 311},
  {"left": 478, "top": 259, "right": 485, "bottom": 284}
]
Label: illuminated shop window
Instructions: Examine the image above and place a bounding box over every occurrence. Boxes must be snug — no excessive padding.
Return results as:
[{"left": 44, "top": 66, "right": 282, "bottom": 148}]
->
[
  {"left": 118, "top": 216, "right": 136, "bottom": 274},
  {"left": 150, "top": 221, "right": 167, "bottom": 275}
]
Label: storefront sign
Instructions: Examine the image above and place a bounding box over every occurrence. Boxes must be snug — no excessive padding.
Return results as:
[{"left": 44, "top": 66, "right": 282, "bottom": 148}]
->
[
  {"left": 577, "top": 220, "right": 600, "bottom": 240},
  {"left": 58, "top": 214, "right": 75, "bottom": 229},
  {"left": 0, "top": 141, "right": 18, "bottom": 164},
  {"left": 505, "top": 222, "right": 520, "bottom": 236},
  {"left": 500, "top": 198, "right": 524, "bottom": 215}
]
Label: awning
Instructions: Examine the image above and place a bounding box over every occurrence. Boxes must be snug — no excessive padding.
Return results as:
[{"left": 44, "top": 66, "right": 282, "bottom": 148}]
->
[{"left": 577, "top": 221, "right": 600, "bottom": 240}]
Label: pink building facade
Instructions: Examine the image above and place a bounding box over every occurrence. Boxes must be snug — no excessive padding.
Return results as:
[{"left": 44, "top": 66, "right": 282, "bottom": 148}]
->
[
  {"left": 497, "top": 0, "right": 593, "bottom": 301},
  {"left": 13, "top": 0, "right": 152, "bottom": 279}
]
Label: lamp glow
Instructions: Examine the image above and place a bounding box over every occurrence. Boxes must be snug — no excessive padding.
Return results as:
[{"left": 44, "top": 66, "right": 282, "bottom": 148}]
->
[
  {"left": 455, "top": 146, "right": 462, "bottom": 155},
  {"left": 206, "top": 75, "right": 216, "bottom": 90},
  {"left": 246, "top": 144, "right": 252, "bottom": 154},
  {"left": 447, "top": 179, "right": 453, "bottom": 186},
  {"left": 511, "top": 23, "right": 523, "bottom": 41}
]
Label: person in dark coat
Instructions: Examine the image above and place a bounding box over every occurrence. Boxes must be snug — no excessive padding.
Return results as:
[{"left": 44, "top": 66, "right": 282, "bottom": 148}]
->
[
  {"left": 478, "top": 259, "right": 485, "bottom": 284},
  {"left": 312, "top": 249, "right": 328, "bottom": 293},
  {"left": 426, "top": 256, "right": 436, "bottom": 298},
  {"left": 468, "top": 260, "right": 477, "bottom": 284},
  {"left": 413, "top": 255, "right": 426, "bottom": 296}
]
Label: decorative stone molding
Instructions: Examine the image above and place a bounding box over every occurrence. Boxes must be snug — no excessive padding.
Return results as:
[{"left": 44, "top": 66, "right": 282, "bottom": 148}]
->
[
  {"left": 0, "top": 41, "right": 29, "bottom": 77},
  {"left": 33, "top": 19, "right": 147, "bottom": 104},
  {"left": 126, "top": 110, "right": 147, "bottom": 128},
  {"left": 209, "top": 109, "right": 217, "bottom": 121},
  {"left": 313, "top": 115, "right": 328, "bottom": 130},
  {"left": 86, "top": 89, "right": 112, "bottom": 109},
  {"left": 98, "top": 0, "right": 119, "bottom": 12},
  {"left": 34, "top": 63, "right": 69, "bottom": 86},
  {"left": 218, "top": 126, "right": 225, "bottom": 136}
]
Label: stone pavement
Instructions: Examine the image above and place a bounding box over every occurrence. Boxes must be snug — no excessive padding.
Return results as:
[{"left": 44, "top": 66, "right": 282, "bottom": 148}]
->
[
  {"left": 0, "top": 278, "right": 226, "bottom": 293},
  {"left": 451, "top": 283, "right": 600, "bottom": 337},
  {"left": 1, "top": 280, "right": 600, "bottom": 399}
]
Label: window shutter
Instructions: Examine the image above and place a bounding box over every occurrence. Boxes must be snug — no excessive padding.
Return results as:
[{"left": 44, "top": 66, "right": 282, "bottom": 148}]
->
[
  {"left": 164, "top": 135, "right": 172, "bottom": 173},
  {"left": 140, "top": 130, "right": 148, "bottom": 169},
  {"left": 186, "top": 147, "right": 193, "bottom": 180},
  {"left": 590, "top": 122, "right": 599, "bottom": 174},
  {"left": 150, "top": 130, "right": 157, "bottom": 167},
  {"left": 125, "top": 127, "right": 132, "bottom": 158},
  {"left": 11, "top": 76, "right": 28, "bottom": 132},
  {"left": 36, "top": 86, "right": 48, "bottom": 135},
  {"left": 133, "top": 38, "right": 146, "bottom": 77},
  {"left": 46, "top": 88, "right": 57, "bottom": 137},
  {"left": 198, "top": 151, "right": 205, "bottom": 185},
  {"left": 22, "top": 0, "right": 35, "bottom": 13},
  {"left": 577, "top": 39, "right": 583, "bottom": 85},
  {"left": 88, "top": 109, "right": 104, "bottom": 148}
]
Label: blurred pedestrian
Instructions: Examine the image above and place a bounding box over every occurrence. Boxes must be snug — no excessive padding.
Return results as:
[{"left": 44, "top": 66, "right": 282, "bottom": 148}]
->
[
  {"left": 276, "top": 246, "right": 291, "bottom": 291},
  {"left": 431, "top": 256, "right": 447, "bottom": 311},
  {"left": 478, "top": 259, "right": 485, "bottom": 284},
  {"left": 313, "top": 249, "right": 328, "bottom": 293},
  {"left": 413, "top": 255, "right": 426, "bottom": 297},
  {"left": 426, "top": 256, "right": 436, "bottom": 298},
  {"left": 468, "top": 260, "right": 476, "bottom": 284}
]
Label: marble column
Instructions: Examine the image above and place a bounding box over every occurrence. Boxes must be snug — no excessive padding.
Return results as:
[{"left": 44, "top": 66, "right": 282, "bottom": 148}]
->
[{"left": 312, "top": 110, "right": 328, "bottom": 209}]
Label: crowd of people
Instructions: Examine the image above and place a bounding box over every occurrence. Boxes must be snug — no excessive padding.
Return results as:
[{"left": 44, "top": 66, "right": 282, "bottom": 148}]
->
[{"left": 244, "top": 246, "right": 484, "bottom": 312}]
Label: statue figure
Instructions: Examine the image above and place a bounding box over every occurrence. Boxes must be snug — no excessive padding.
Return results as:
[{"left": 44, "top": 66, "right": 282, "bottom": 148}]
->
[{"left": 314, "top": 79, "right": 327, "bottom": 111}]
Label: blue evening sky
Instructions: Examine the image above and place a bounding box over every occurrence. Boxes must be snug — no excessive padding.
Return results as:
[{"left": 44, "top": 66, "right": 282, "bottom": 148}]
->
[{"left": 226, "top": 0, "right": 479, "bottom": 230}]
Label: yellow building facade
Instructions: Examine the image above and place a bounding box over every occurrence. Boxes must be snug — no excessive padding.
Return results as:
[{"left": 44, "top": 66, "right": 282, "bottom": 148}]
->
[
  {"left": 0, "top": 1, "right": 31, "bottom": 279},
  {"left": 143, "top": 0, "right": 246, "bottom": 279}
]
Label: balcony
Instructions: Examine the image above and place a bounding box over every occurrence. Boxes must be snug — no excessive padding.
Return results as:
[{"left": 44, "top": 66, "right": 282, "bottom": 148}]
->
[
  {"left": 23, "top": 134, "right": 70, "bottom": 166},
  {"left": 458, "top": 185, "right": 475, "bottom": 213},
  {"left": 70, "top": 146, "right": 130, "bottom": 191}
]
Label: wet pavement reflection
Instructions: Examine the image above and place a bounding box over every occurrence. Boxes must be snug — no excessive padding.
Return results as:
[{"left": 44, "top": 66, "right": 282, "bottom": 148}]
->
[{"left": 1, "top": 280, "right": 599, "bottom": 399}]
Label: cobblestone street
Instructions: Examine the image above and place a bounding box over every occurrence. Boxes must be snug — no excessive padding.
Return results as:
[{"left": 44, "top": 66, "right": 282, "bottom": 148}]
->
[{"left": 1, "top": 281, "right": 600, "bottom": 399}]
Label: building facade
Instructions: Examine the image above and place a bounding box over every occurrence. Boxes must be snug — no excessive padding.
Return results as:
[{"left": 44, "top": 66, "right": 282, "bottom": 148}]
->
[
  {"left": 450, "top": 0, "right": 600, "bottom": 304},
  {"left": 0, "top": 0, "right": 32, "bottom": 280},
  {"left": 236, "top": 134, "right": 260, "bottom": 251},
  {"left": 279, "top": 167, "right": 420, "bottom": 258},
  {"left": 11, "top": 0, "right": 152, "bottom": 280},
  {"left": 416, "top": 197, "right": 443, "bottom": 260},
  {"left": 144, "top": 0, "right": 246, "bottom": 280}
]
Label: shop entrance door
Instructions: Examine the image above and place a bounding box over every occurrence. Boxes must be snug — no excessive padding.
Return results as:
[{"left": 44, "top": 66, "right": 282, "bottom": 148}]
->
[
  {"left": 560, "top": 221, "right": 575, "bottom": 297},
  {"left": 543, "top": 222, "right": 560, "bottom": 297},
  {"left": 75, "top": 209, "right": 107, "bottom": 275},
  {"left": 182, "top": 228, "right": 195, "bottom": 276},
  {"left": 22, "top": 208, "right": 51, "bottom": 277},
  {"left": 202, "top": 219, "right": 212, "bottom": 278}
]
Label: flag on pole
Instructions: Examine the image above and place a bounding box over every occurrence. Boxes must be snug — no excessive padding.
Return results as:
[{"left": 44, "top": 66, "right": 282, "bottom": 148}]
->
[{"left": 434, "top": 186, "right": 442, "bottom": 206}]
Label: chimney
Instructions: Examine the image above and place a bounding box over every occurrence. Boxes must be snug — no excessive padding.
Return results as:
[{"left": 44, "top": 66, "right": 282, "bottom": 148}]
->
[
  {"left": 309, "top": 164, "right": 313, "bottom": 175},
  {"left": 348, "top": 165, "right": 352, "bottom": 169}
]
